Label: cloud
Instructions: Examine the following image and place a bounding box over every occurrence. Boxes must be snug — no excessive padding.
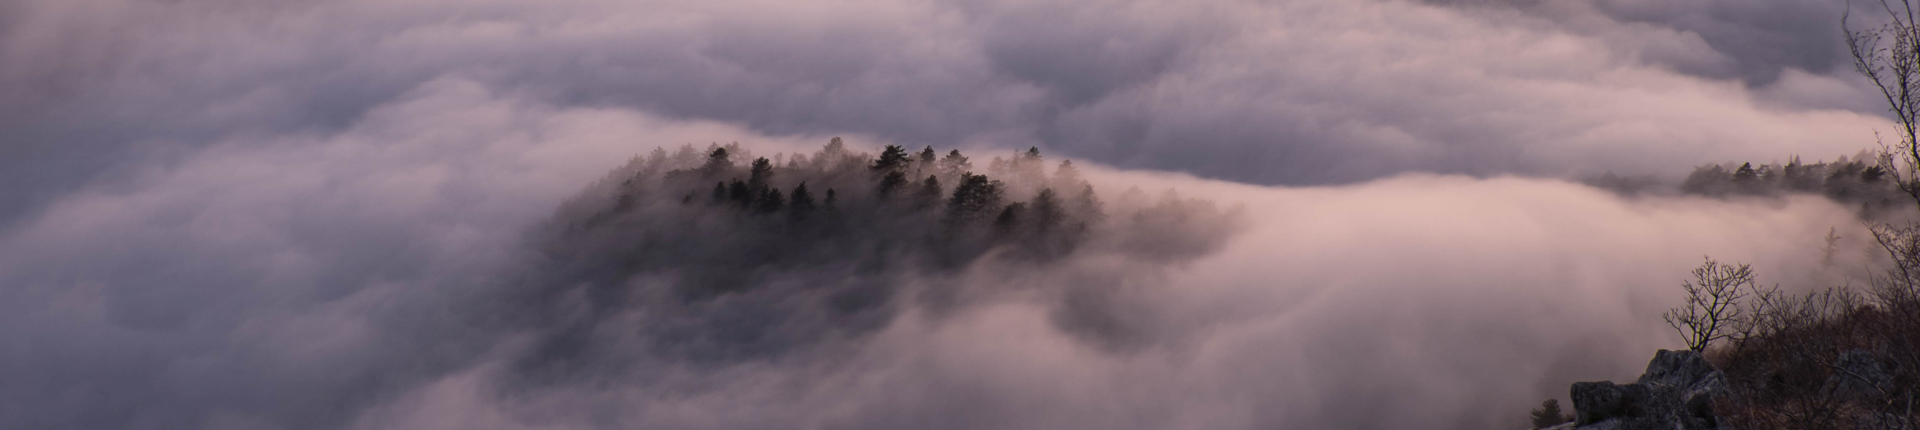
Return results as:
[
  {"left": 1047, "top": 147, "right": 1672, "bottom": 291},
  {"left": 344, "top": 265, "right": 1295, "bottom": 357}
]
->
[
  {"left": 0, "top": 0, "right": 1891, "bottom": 224},
  {"left": 0, "top": 0, "right": 1900, "bottom": 429},
  {"left": 0, "top": 79, "right": 830, "bottom": 429},
  {"left": 1424, "top": 0, "right": 1852, "bottom": 85},
  {"left": 0, "top": 78, "right": 1872, "bottom": 429}
]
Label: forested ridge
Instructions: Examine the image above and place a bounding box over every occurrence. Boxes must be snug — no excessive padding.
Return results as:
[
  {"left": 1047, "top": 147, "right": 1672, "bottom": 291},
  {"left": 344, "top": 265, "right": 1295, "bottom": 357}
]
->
[{"left": 508, "top": 138, "right": 1239, "bottom": 377}]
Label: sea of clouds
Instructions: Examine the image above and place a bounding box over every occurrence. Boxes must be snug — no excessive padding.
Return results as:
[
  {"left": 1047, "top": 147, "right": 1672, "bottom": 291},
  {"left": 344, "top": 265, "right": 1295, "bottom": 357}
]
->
[{"left": 0, "top": 0, "right": 1904, "bottom": 428}]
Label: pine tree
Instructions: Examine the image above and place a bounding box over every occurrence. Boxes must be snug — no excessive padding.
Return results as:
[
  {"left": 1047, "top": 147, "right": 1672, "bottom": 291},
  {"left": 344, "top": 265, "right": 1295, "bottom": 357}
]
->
[
  {"left": 1734, "top": 162, "right": 1757, "bottom": 182},
  {"left": 729, "top": 180, "right": 752, "bottom": 206},
  {"left": 790, "top": 183, "right": 817, "bottom": 214},
  {"left": 1071, "top": 184, "right": 1106, "bottom": 225},
  {"left": 917, "top": 146, "right": 937, "bottom": 173},
  {"left": 760, "top": 188, "right": 785, "bottom": 213},
  {"left": 878, "top": 171, "right": 908, "bottom": 199},
  {"left": 940, "top": 150, "right": 972, "bottom": 178},
  {"left": 873, "top": 145, "right": 910, "bottom": 173},
  {"left": 1052, "top": 160, "right": 1084, "bottom": 189},
  {"left": 992, "top": 203, "right": 1025, "bottom": 236},
  {"left": 749, "top": 157, "right": 774, "bottom": 190},
  {"left": 1529, "top": 399, "right": 1570, "bottom": 428},
  {"left": 946, "top": 173, "right": 1004, "bottom": 224},
  {"left": 1030, "top": 188, "right": 1063, "bottom": 234},
  {"left": 1010, "top": 147, "right": 1046, "bottom": 189},
  {"left": 914, "top": 175, "right": 943, "bottom": 210},
  {"left": 702, "top": 147, "right": 732, "bottom": 178}
]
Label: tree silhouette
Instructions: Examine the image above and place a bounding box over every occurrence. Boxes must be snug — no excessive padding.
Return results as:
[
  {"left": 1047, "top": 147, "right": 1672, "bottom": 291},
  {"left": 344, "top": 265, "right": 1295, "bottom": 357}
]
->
[
  {"left": 917, "top": 146, "right": 937, "bottom": 176},
  {"left": 1053, "top": 159, "right": 1084, "bottom": 189},
  {"left": 702, "top": 147, "right": 732, "bottom": 179},
  {"left": 873, "top": 145, "right": 910, "bottom": 173},
  {"left": 878, "top": 171, "right": 908, "bottom": 199},
  {"left": 1030, "top": 188, "right": 1064, "bottom": 234},
  {"left": 1071, "top": 184, "right": 1106, "bottom": 225},
  {"left": 914, "top": 175, "right": 943, "bottom": 210},
  {"left": 728, "top": 180, "right": 752, "bottom": 206},
  {"left": 790, "top": 183, "right": 817, "bottom": 214},
  {"left": 1664, "top": 258, "right": 1756, "bottom": 351},
  {"left": 1530, "top": 399, "right": 1571, "bottom": 428},
  {"left": 993, "top": 203, "right": 1025, "bottom": 236},
  {"left": 939, "top": 150, "right": 972, "bottom": 179},
  {"left": 1847, "top": 2, "right": 1920, "bottom": 204},
  {"left": 759, "top": 188, "right": 785, "bottom": 213},
  {"left": 749, "top": 157, "right": 774, "bottom": 191},
  {"left": 946, "top": 173, "right": 1003, "bottom": 225}
]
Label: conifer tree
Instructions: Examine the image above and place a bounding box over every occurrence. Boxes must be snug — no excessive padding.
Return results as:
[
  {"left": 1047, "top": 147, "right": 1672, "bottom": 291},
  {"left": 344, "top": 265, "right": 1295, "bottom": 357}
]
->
[
  {"left": 1071, "top": 184, "right": 1105, "bottom": 225},
  {"left": 790, "top": 183, "right": 817, "bottom": 214},
  {"left": 749, "top": 157, "right": 774, "bottom": 190},
  {"left": 946, "top": 173, "right": 1004, "bottom": 224},
  {"left": 760, "top": 188, "right": 785, "bottom": 213},
  {"left": 914, "top": 175, "right": 943, "bottom": 210},
  {"left": 702, "top": 147, "right": 732, "bottom": 178},
  {"left": 878, "top": 171, "right": 908, "bottom": 199},
  {"left": 917, "top": 146, "right": 937, "bottom": 174},
  {"left": 940, "top": 150, "right": 972, "bottom": 178},
  {"left": 993, "top": 203, "right": 1025, "bottom": 235},
  {"left": 873, "top": 145, "right": 910, "bottom": 173},
  {"left": 729, "top": 180, "right": 752, "bottom": 206},
  {"left": 1030, "top": 188, "right": 1064, "bottom": 234},
  {"left": 1052, "top": 160, "right": 1085, "bottom": 189},
  {"left": 1734, "top": 162, "right": 1758, "bottom": 182},
  {"left": 1529, "top": 399, "right": 1570, "bottom": 428}
]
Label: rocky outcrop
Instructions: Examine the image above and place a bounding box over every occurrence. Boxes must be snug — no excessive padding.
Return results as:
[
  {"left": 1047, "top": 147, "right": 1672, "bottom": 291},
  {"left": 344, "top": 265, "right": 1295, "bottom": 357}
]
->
[{"left": 1564, "top": 349, "right": 1726, "bottom": 430}]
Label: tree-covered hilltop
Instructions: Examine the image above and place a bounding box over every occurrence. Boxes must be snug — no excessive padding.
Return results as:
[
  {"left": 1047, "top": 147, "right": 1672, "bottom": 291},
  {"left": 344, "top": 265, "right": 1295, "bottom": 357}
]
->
[
  {"left": 514, "top": 137, "right": 1239, "bottom": 369},
  {"left": 1674, "top": 154, "right": 1904, "bottom": 211}
]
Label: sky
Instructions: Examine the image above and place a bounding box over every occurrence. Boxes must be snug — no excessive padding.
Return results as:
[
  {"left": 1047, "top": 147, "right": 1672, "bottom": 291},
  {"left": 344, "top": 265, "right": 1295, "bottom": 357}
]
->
[{"left": 0, "top": 0, "right": 1903, "bottom": 429}]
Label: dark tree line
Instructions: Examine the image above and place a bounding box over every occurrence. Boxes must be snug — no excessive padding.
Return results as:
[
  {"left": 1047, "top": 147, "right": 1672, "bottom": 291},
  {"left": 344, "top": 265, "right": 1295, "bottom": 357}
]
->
[
  {"left": 518, "top": 137, "right": 1237, "bottom": 372},
  {"left": 1677, "top": 155, "right": 1905, "bottom": 214}
]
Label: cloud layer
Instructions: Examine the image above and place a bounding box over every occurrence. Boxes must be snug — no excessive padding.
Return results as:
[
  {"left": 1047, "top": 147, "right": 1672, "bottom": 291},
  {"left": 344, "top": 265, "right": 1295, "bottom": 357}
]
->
[
  {"left": 0, "top": 0, "right": 1900, "bottom": 429},
  {"left": 0, "top": 80, "right": 1881, "bottom": 429},
  {"left": 0, "top": 0, "right": 1893, "bottom": 220}
]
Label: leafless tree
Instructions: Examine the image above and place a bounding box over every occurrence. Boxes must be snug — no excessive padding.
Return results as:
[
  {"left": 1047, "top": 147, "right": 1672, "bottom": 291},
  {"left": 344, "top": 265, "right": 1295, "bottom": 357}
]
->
[
  {"left": 1699, "top": 6, "right": 1920, "bottom": 428},
  {"left": 1850, "top": 0, "right": 1920, "bottom": 204},
  {"left": 1665, "top": 258, "right": 1756, "bottom": 351}
]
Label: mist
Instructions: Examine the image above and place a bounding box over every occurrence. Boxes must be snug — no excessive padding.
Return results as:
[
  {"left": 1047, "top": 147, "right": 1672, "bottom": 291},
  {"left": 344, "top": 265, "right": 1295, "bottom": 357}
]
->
[{"left": 0, "top": 0, "right": 1899, "bottom": 429}]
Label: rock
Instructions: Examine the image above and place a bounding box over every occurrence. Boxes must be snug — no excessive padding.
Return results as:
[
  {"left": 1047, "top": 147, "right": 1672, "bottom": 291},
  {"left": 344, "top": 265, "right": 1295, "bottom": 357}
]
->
[
  {"left": 1571, "top": 381, "right": 1631, "bottom": 425},
  {"left": 1638, "top": 349, "right": 1716, "bottom": 387},
  {"left": 1567, "top": 349, "right": 1726, "bottom": 430},
  {"left": 1825, "top": 349, "right": 1891, "bottom": 403}
]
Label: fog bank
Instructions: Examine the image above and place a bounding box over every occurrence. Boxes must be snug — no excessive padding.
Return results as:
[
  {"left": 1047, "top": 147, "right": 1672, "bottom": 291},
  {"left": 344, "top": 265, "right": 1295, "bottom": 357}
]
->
[{"left": 0, "top": 82, "right": 1872, "bottom": 428}]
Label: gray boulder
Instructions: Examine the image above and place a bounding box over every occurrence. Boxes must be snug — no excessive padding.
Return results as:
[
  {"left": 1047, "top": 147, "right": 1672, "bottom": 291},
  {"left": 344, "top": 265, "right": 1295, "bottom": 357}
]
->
[
  {"left": 1825, "top": 349, "right": 1891, "bottom": 403},
  {"left": 1566, "top": 349, "right": 1726, "bottom": 430}
]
